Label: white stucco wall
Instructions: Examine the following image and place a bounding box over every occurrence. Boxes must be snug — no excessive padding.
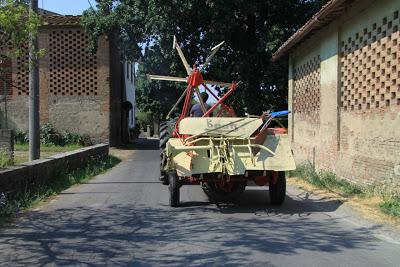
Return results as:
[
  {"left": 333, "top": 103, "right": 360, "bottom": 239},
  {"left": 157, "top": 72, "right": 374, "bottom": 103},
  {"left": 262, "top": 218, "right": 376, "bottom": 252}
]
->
[{"left": 124, "top": 62, "right": 136, "bottom": 130}]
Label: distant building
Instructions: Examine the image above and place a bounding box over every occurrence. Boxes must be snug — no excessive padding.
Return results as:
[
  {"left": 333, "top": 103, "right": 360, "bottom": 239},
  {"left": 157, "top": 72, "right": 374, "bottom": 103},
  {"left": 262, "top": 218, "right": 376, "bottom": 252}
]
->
[
  {"left": 0, "top": 15, "right": 136, "bottom": 145},
  {"left": 273, "top": 0, "right": 399, "bottom": 187}
]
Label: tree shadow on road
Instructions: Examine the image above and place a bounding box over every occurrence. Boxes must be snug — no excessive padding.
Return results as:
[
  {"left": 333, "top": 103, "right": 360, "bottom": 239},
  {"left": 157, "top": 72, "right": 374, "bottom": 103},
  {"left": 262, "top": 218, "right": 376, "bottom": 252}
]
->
[
  {"left": 0, "top": 195, "right": 384, "bottom": 266},
  {"left": 215, "top": 187, "right": 342, "bottom": 216},
  {"left": 115, "top": 138, "right": 159, "bottom": 151}
]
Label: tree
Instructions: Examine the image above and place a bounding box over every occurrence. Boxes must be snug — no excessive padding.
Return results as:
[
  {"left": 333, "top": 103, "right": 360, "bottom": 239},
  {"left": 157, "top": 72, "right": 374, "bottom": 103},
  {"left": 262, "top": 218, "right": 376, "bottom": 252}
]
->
[
  {"left": 0, "top": 0, "right": 41, "bottom": 160},
  {"left": 82, "top": 0, "right": 328, "bottom": 118},
  {"left": 0, "top": 0, "right": 41, "bottom": 57}
]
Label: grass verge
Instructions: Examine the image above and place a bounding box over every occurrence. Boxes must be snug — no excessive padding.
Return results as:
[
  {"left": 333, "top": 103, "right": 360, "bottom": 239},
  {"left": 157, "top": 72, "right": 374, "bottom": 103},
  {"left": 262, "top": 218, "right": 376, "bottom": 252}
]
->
[
  {"left": 289, "top": 163, "right": 400, "bottom": 218},
  {"left": 14, "top": 143, "right": 83, "bottom": 152},
  {"left": 379, "top": 196, "right": 400, "bottom": 218},
  {"left": 13, "top": 144, "right": 84, "bottom": 165},
  {"left": 0, "top": 155, "right": 121, "bottom": 225}
]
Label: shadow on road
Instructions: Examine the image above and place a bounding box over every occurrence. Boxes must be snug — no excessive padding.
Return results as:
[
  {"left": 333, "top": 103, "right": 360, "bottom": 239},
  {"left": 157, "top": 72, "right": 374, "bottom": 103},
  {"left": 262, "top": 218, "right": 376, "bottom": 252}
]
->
[
  {"left": 0, "top": 200, "right": 380, "bottom": 266},
  {"left": 116, "top": 138, "right": 159, "bottom": 151},
  {"left": 216, "top": 188, "right": 342, "bottom": 216}
]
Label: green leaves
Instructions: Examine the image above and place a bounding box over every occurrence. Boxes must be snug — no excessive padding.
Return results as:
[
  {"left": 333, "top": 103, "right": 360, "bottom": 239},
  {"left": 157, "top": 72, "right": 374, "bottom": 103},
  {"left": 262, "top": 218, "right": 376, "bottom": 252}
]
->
[
  {"left": 0, "top": 0, "right": 41, "bottom": 57},
  {"left": 82, "top": 0, "right": 327, "bottom": 117}
]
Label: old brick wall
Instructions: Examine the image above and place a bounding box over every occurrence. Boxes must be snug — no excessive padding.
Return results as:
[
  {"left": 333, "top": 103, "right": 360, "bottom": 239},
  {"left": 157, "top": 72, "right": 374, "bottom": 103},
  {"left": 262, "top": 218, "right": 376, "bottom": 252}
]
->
[
  {"left": 336, "top": 1, "right": 400, "bottom": 187},
  {"left": 0, "top": 21, "right": 111, "bottom": 143},
  {"left": 289, "top": 0, "right": 400, "bottom": 189}
]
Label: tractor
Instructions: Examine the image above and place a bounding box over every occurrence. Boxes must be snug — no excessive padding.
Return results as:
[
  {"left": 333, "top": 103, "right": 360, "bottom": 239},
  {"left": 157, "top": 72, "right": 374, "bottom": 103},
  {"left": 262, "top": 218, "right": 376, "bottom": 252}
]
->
[{"left": 148, "top": 36, "right": 296, "bottom": 207}]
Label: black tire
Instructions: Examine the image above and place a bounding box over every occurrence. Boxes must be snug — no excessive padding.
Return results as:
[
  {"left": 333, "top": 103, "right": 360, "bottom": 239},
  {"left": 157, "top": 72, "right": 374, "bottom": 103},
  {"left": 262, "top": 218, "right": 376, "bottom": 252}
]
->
[
  {"left": 159, "top": 123, "right": 170, "bottom": 185},
  {"left": 168, "top": 172, "right": 180, "bottom": 207},
  {"left": 202, "top": 181, "right": 246, "bottom": 203},
  {"left": 159, "top": 132, "right": 169, "bottom": 149},
  {"left": 159, "top": 151, "right": 169, "bottom": 185},
  {"left": 269, "top": 171, "right": 286, "bottom": 205}
]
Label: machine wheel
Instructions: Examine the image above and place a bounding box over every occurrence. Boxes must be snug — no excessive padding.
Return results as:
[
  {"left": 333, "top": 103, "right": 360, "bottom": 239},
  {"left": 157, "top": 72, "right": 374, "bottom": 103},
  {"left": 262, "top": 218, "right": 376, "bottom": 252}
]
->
[
  {"left": 202, "top": 181, "right": 246, "bottom": 203},
  {"left": 269, "top": 171, "right": 286, "bottom": 205},
  {"left": 168, "top": 172, "right": 180, "bottom": 207},
  {"left": 159, "top": 121, "right": 170, "bottom": 185},
  {"left": 159, "top": 152, "right": 169, "bottom": 185}
]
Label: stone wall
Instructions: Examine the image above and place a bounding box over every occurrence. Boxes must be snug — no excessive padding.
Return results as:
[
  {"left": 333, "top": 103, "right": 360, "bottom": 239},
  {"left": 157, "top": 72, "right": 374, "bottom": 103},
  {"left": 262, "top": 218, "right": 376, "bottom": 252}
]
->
[
  {"left": 288, "top": 0, "right": 400, "bottom": 189},
  {"left": 0, "top": 144, "right": 109, "bottom": 195}
]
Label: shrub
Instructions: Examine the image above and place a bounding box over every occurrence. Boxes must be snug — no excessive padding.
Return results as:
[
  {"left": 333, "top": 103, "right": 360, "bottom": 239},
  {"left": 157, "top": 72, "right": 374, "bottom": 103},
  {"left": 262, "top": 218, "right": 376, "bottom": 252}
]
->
[
  {"left": 40, "top": 123, "right": 60, "bottom": 145},
  {"left": 14, "top": 130, "right": 28, "bottom": 145},
  {"left": 0, "top": 150, "right": 13, "bottom": 168},
  {"left": 14, "top": 124, "right": 93, "bottom": 147},
  {"left": 380, "top": 195, "right": 400, "bottom": 217}
]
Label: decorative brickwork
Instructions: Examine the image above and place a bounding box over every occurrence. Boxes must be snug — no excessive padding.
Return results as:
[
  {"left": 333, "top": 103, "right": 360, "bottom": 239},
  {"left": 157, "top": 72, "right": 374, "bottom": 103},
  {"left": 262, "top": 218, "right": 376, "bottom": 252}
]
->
[
  {"left": 0, "top": 56, "right": 12, "bottom": 95},
  {"left": 15, "top": 49, "right": 29, "bottom": 96},
  {"left": 340, "top": 10, "right": 400, "bottom": 112},
  {"left": 0, "top": 36, "right": 29, "bottom": 96},
  {"left": 48, "top": 29, "right": 98, "bottom": 96},
  {"left": 293, "top": 55, "right": 321, "bottom": 123}
]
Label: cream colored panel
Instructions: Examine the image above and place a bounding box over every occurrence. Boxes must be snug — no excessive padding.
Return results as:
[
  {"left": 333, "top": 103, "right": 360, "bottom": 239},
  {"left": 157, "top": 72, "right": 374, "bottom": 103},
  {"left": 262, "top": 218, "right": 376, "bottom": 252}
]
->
[{"left": 179, "top": 117, "right": 263, "bottom": 138}]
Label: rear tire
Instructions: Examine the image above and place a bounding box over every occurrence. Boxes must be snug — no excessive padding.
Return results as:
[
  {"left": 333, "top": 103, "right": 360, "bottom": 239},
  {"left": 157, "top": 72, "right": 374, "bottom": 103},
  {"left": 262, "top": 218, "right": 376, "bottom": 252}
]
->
[
  {"left": 269, "top": 171, "right": 286, "bottom": 205},
  {"left": 160, "top": 121, "right": 170, "bottom": 185},
  {"left": 202, "top": 181, "right": 246, "bottom": 203},
  {"left": 168, "top": 172, "right": 180, "bottom": 207}
]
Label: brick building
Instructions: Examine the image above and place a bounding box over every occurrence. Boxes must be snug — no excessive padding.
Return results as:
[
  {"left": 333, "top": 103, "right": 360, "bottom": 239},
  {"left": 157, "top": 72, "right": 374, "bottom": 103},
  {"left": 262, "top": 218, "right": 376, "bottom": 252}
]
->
[
  {"left": 273, "top": 0, "right": 400, "bottom": 188},
  {"left": 0, "top": 15, "right": 136, "bottom": 145}
]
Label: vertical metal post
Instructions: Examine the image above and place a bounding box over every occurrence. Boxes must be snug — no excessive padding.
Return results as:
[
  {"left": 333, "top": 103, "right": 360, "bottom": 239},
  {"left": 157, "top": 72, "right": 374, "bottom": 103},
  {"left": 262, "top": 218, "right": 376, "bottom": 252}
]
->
[
  {"left": 3, "top": 81, "right": 7, "bottom": 129},
  {"left": 29, "top": 0, "right": 40, "bottom": 161}
]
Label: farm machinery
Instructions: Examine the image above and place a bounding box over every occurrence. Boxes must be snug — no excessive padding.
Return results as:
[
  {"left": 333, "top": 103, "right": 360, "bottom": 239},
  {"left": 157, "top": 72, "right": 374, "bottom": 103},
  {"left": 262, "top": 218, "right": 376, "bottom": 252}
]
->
[{"left": 148, "top": 36, "right": 296, "bottom": 207}]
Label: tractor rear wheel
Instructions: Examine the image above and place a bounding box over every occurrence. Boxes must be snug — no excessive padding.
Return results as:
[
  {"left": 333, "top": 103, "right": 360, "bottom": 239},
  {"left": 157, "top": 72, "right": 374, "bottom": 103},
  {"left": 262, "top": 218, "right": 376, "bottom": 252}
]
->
[
  {"left": 202, "top": 181, "right": 246, "bottom": 203},
  {"left": 168, "top": 172, "right": 180, "bottom": 207},
  {"left": 159, "top": 121, "right": 170, "bottom": 185},
  {"left": 269, "top": 171, "right": 286, "bottom": 205}
]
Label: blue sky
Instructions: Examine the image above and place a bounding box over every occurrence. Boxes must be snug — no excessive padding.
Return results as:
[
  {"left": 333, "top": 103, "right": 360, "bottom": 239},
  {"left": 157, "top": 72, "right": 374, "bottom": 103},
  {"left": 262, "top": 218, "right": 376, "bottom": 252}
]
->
[{"left": 39, "top": 0, "right": 93, "bottom": 15}]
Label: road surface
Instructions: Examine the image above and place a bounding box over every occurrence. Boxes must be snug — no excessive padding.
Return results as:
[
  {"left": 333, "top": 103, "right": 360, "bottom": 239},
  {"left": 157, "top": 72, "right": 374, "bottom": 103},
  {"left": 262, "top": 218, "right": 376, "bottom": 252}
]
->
[{"left": 0, "top": 139, "right": 399, "bottom": 266}]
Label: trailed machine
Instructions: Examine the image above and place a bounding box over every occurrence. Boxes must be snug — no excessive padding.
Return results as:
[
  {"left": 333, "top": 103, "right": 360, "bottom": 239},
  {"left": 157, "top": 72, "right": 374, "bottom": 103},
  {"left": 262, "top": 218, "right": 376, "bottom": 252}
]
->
[{"left": 148, "top": 36, "right": 296, "bottom": 207}]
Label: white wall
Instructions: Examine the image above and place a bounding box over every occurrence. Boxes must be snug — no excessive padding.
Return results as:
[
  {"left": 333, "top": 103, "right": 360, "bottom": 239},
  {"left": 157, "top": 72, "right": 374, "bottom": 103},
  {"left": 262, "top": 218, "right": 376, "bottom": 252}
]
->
[{"left": 124, "top": 62, "right": 136, "bottom": 129}]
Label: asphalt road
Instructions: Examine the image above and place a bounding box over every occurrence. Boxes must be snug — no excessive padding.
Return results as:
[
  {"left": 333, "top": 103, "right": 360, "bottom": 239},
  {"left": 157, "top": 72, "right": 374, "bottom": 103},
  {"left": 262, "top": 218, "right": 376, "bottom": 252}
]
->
[{"left": 0, "top": 139, "right": 399, "bottom": 266}]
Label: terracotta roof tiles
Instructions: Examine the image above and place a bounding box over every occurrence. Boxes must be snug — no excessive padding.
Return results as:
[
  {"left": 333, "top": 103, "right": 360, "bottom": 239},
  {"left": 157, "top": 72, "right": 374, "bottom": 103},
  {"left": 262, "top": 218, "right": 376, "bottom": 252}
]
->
[{"left": 42, "top": 15, "right": 81, "bottom": 26}]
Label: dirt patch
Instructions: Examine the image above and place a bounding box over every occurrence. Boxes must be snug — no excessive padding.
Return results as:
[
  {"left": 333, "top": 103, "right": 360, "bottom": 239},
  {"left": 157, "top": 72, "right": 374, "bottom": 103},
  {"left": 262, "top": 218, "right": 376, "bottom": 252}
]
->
[
  {"left": 288, "top": 177, "right": 400, "bottom": 230},
  {"left": 109, "top": 148, "right": 136, "bottom": 161}
]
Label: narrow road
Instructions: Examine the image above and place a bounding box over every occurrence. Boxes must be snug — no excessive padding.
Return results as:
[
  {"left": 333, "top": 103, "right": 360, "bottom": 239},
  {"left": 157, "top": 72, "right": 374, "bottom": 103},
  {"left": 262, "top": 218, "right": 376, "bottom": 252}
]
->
[{"left": 0, "top": 139, "right": 399, "bottom": 266}]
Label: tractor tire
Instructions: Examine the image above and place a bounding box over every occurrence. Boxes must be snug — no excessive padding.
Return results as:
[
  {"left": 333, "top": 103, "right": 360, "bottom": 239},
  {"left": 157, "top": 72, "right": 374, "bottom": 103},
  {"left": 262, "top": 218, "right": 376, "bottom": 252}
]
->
[
  {"left": 159, "top": 152, "right": 169, "bottom": 185},
  {"left": 168, "top": 172, "right": 180, "bottom": 207},
  {"left": 159, "top": 121, "right": 170, "bottom": 148},
  {"left": 269, "top": 171, "right": 286, "bottom": 205},
  {"left": 159, "top": 121, "right": 170, "bottom": 185},
  {"left": 202, "top": 181, "right": 246, "bottom": 203}
]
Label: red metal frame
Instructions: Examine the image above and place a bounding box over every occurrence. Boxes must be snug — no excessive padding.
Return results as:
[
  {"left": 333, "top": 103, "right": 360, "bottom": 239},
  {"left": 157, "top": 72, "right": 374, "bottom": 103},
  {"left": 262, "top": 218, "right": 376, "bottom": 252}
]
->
[
  {"left": 168, "top": 66, "right": 285, "bottom": 188},
  {"left": 172, "top": 67, "right": 237, "bottom": 138}
]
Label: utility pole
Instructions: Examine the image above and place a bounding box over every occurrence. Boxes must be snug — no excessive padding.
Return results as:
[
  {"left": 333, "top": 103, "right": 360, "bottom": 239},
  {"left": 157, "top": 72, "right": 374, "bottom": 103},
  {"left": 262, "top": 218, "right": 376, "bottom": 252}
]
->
[{"left": 29, "top": 0, "right": 40, "bottom": 161}]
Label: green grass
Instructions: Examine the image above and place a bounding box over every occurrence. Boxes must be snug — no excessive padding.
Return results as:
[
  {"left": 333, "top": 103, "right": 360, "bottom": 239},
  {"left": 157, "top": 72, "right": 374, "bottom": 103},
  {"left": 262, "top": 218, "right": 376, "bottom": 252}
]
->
[
  {"left": 0, "top": 155, "right": 121, "bottom": 225},
  {"left": 13, "top": 144, "right": 84, "bottom": 165},
  {"left": 0, "top": 150, "right": 13, "bottom": 168},
  {"left": 14, "top": 143, "right": 83, "bottom": 152},
  {"left": 379, "top": 196, "right": 400, "bottom": 218},
  {"left": 290, "top": 163, "right": 400, "bottom": 218},
  {"left": 289, "top": 163, "right": 365, "bottom": 197}
]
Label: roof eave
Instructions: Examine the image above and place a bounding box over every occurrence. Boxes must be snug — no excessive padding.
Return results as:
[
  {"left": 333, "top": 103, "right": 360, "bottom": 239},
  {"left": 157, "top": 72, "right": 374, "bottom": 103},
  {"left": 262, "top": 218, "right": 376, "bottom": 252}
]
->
[{"left": 272, "top": 0, "right": 351, "bottom": 61}]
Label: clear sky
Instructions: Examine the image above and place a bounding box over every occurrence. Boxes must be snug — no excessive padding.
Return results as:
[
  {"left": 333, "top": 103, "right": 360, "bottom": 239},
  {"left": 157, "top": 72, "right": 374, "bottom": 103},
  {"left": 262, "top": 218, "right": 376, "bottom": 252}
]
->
[{"left": 39, "top": 0, "right": 93, "bottom": 15}]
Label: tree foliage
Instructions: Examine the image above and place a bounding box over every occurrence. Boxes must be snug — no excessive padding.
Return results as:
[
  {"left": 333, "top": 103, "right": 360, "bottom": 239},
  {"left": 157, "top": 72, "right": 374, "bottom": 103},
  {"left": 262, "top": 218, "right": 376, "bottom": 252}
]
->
[
  {"left": 82, "top": 0, "right": 328, "bottom": 118},
  {"left": 0, "top": 0, "right": 41, "bottom": 57}
]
